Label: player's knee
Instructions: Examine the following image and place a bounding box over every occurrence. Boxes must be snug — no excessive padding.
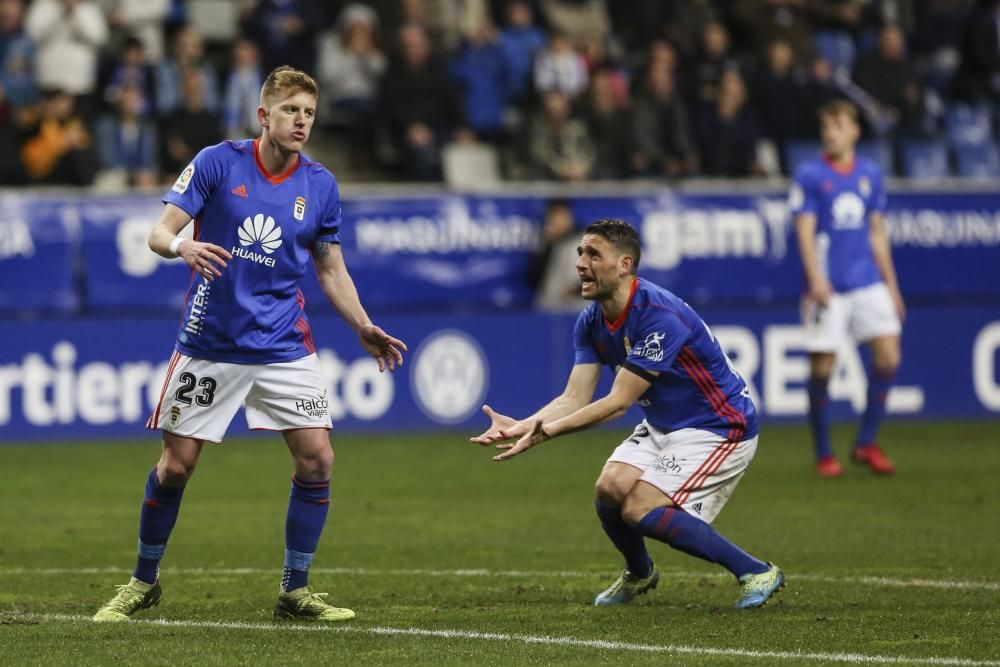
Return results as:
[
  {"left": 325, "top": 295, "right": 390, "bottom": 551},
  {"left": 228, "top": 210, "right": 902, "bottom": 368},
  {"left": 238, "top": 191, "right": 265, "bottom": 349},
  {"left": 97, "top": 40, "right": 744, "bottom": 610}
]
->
[
  {"left": 874, "top": 350, "right": 901, "bottom": 375},
  {"left": 159, "top": 457, "right": 196, "bottom": 485},
  {"left": 594, "top": 475, "right": 627, "bottom": 506},
  {"left": 621, "top": 494, "right": 662, "bottom": 527},
  {"left": 295, "top": 445, "right": 333, "bottom": 480}
]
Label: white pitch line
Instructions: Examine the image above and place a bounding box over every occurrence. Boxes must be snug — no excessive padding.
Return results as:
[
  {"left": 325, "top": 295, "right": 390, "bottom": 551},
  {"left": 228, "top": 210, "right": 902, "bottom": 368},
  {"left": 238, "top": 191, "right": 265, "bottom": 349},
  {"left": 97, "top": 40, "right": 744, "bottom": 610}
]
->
[
  {"left": 36, "top": 613, "right": 1000, "bottom": 667},
  {"left": 2, "top": 566, "right": 998, "bottom": 592}
]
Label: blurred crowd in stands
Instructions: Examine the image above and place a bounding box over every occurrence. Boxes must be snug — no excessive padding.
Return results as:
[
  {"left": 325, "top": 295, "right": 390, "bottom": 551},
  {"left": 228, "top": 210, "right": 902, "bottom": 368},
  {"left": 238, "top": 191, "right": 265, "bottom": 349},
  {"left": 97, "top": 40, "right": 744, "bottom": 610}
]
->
[{"left": 0, "top": 0, "right": 998, "bottom": 187}]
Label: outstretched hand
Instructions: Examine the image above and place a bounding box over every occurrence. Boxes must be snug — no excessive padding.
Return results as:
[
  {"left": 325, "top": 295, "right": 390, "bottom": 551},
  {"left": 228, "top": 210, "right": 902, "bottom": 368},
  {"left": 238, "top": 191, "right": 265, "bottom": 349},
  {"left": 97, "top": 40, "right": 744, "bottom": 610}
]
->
[
  {"left": 492, "top": 420, "right": 551, "bottom": 462},
  {"left": 358, "top": 323, "right": 407, "bottom": 371},
  {"left": 470, "top": 405, "right": 525, "bottom": 445}
]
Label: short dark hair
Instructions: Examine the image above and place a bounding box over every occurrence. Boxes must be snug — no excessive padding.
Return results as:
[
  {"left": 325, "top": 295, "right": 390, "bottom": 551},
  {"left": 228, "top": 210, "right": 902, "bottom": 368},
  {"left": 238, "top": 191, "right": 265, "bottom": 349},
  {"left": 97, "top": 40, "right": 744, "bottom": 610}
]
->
[
  {"left": 583, "top": 219, "right": 641, "bottom": 274},
  {"left": 818, "top": 98, "right": 859, "bottom": 124}
]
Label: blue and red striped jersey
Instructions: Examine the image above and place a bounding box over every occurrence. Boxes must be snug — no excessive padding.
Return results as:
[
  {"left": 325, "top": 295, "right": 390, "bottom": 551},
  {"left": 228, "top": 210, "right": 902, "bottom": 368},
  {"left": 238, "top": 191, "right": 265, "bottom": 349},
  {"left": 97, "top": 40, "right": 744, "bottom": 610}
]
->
[
  {"left": 162, "top": 139, "right": 341, "bottom": 364},
  {"left": 574, "top": 278, "right": 758, "bottom": 440}
]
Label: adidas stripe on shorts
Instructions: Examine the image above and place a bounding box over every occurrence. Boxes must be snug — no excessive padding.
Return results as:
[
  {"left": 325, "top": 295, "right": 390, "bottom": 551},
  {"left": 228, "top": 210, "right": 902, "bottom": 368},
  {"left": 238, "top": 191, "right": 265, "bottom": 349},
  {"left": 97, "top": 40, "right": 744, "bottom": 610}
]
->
[{"left": 607, "top": 420, "right": 758, "bottom": 523}]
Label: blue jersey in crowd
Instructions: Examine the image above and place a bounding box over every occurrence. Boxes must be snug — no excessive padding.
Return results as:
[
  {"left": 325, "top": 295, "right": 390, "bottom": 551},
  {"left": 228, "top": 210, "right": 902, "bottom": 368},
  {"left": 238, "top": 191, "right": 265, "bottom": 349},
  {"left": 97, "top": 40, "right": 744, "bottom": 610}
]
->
[
  {"left": 789, "top": 155, "right": 886, "bottom": 292},
  {"left": 574, "top": 278, "right": 759, "bottom": 441},
  {"left": 162, "top": 139, "right": 342, "bottom": 364}
]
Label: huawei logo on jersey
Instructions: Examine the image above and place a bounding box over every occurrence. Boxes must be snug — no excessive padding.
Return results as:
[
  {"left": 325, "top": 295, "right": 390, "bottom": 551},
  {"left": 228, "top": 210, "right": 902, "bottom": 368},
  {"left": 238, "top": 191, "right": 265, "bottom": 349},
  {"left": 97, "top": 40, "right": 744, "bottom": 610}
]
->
[
  {"left": 232, "top": 213, "right": 282, "bottom": 268},
  {"left": 238, "top": 214, "right": 283, "bottom": 254}
]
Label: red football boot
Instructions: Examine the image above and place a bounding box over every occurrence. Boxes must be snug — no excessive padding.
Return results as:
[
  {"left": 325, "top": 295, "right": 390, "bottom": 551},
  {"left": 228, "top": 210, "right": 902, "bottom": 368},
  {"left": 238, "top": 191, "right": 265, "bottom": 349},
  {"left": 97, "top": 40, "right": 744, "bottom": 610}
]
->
[
  {"left": 816, "top": 455, "right": 844, "bottom": 478},
  {"left": 852, "top": 444, "right": 895, "bottom": 475}
]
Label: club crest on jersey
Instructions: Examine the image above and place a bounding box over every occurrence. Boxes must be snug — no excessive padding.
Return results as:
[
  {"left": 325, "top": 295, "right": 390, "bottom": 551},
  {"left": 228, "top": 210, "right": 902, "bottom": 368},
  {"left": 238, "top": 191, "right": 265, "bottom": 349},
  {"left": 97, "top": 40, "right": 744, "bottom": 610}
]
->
[
  {"left": 294, "top": 196, "right": 306, "bottom": 221},
  {"left": 172, "top": 163, "right": 195, "bottom": 193},
  {"left": 859, "top": 176, "right": 871, "bottom": 197}
]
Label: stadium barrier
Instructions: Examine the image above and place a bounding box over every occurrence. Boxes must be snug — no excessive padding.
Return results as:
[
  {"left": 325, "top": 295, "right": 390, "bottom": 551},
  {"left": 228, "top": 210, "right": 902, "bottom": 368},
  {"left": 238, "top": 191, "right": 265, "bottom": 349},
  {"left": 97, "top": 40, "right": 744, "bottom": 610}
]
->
[
  {"left": 1, "top": 185, "right": 998, "bottom": 440},
  {"left": 1, "top": 306, "right": 998, "bottom": 440}
]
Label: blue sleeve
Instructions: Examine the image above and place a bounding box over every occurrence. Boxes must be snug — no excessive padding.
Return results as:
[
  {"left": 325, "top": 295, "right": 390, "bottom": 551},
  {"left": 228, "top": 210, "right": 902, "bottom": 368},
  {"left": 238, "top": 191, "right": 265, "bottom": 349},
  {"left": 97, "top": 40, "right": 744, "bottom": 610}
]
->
[
  {"left": 573, "top": 310, "right": 600, "bottom": 365},
  {"left": 161, "top": 144, "right": 226, "bottom": 219},
  {"left": 626, "top": 308, "right": 691, "bottom": 374},
  {"left": 788, "top": 167, "right": 818, "bottom": 216},
  {"left": 316, "top": 176, "right": 342, "bottom": 244}
]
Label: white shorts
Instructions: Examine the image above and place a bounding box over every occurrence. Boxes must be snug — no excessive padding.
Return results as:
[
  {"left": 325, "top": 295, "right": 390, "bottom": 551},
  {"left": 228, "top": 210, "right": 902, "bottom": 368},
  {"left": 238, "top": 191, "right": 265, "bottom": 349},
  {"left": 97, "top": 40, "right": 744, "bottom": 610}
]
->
[
  {"left": 607, "top": 421, "right": 758, "bottom": 524},
  {"left": 146, "top": 352, "right": 332, "bottom": 443},
  {"left": 802, "top": 282, "right": 902, "bottom": 353}
]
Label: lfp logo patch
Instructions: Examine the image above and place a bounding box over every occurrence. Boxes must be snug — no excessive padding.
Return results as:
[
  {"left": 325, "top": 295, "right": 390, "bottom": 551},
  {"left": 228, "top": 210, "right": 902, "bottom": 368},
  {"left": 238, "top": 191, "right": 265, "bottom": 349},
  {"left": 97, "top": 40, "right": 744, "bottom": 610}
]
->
[
  {"left": 172, "top": 164, "right": 195, "bottom": 193},
  {"left": 293, "top": 196, "right": 306, "bottom": 221}
]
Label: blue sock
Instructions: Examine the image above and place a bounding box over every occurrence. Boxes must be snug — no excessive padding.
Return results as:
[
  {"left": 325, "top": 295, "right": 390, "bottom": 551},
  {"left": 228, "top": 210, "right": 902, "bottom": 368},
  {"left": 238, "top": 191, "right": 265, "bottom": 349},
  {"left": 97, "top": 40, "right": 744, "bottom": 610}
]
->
[
  {"left": 637, "top": 506, "right": 768, "bottom": 579},
  {"left": 282, "top": 476, "right": 330, "bottom": 592},
  {"left": 595, "top": 501, "right": 652, "bottom": 577},
  {"left": 134, "top": 467, "right": 185, "bottom": 584},
  {"left": 808, "top": 376, "right": 834, "bottom": 460},
  {"left": 856, "top": 368, "right": 894, "bottom": 448}
]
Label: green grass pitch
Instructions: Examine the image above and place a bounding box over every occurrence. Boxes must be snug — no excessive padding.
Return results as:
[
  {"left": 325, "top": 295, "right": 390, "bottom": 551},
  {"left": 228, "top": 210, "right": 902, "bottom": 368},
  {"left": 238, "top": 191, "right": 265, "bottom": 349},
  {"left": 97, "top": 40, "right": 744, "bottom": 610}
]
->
[{"left": 1, "top": 422, "right": 998, "bottom": 665}]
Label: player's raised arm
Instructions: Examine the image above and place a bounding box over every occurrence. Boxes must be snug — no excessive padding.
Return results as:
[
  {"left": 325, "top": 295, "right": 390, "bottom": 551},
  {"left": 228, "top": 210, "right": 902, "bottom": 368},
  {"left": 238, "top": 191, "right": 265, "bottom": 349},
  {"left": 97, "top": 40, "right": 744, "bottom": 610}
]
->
[
  {"left": 148, "top": 203, "right": 232, "bottom": 281},
  {"left": 493, "top": 364, "right": 654, "bottom": 461},
  {"left": 470, "top": 362, "right": 601, "bottom": 445},
  {"left": 311, "top": 240, "right": 407, "bottom": 371}
]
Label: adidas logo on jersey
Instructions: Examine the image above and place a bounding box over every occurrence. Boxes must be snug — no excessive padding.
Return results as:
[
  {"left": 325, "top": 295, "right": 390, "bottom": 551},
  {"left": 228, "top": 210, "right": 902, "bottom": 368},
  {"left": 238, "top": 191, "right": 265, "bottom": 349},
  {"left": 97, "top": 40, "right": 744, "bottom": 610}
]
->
[
  {"left": 232, "top": 214, "right": 282, "bottom": 267},
  {"left": 231, "top": 184, "right": 248, "bottom": 197},
  {"left": 690, "top": 502, "right": 702, "bottom": 514}
]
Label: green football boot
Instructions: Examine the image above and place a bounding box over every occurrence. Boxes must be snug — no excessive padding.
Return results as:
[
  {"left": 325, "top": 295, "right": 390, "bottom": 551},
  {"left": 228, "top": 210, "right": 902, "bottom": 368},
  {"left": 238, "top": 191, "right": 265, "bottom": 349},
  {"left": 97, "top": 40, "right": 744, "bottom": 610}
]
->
[
  {"left": 273, "top": 586, "right": 355, "bottom": 622},
  {"left": 594, "top": 566, "right": 660, "bottom": 606},
  {"left": 93, "top": 577, "right": 162, "bottom": 622},
  {"left": 735, "top": 563, "right": 785, "bottom": 609}
]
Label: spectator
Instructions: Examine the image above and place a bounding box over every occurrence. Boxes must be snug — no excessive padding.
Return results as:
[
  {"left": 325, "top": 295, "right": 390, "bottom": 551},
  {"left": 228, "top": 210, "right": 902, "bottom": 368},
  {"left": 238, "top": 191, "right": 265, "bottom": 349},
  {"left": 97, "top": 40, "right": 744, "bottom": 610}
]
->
[
  {"left": 528, "top": 199, "right": 587, "bottom": 312},
  {"left": 374, "top": 0, "right": 492, "bottom": 55},
  {"left": 0, "top": 84, "right": 23, "bottom": 184},
  {"left": 694, "top": 69, "right": 761, "bottom": 176},
  {"left": 661, "top": 0, "right": 719, "bottom": 65},
  {"left": 154, "top": 24, "right": 219, "bottom": 115},
  {"left": 378, "top": 23, "right": 467, "bottom": 180},
  {"left": 632, "top": 61, "right": 698, "bottom": 178},
  {"left": 21, "top": 88, "right": 97, "bottom": 184},
  {"left": 539, "top": 0, "right": 610, "bottom": 46},
  {"left": 0, "top": 0, "right": 35, "bottom": 113},
  {"left": 534, "top": 32, "right": 588, "bottom": 98},
  {"left": 241, "top": 0, "right": 325, "bottom": 74},
  {"left": 794, "top": 56, "right": 840, "bottom": 138},
  {"left": 951, "top": 0, "right": 1000, "bottom": 103},
  {"left": 689, "top": 20, "right": 745, "bottom": 107},
  {"left": 101, "top": 0, "right": 170, "bottom": 61},
  {"left": 606, "top": 0, "right": 671, "bottom": 54},
  {"left": 582, "top": 67, "right": 634, "bottom": 179},
  {"left": 519, "top": 90, "right": 594, "bottom": 180},
  {"left": 222, "top": 38, "right": 263, "bottom": 140},
  {"left": 754, "top": 40, "right": 804, "bottom": 156},
  {"left": 730, "top": 0, "right": 815, "bottom": 64},
  {"left": 316, "top": 4, "right": 386, "bottom": 125},
  {"left": 25, "top": 0, "right": 108, "bottom": 104},
  {"left": 100, "top": 35, "right": 156, "bottom": 116},
  {"left": 95, "top": 80, "right": 158, "bottom": 187},
  {"left": 159, "top": 67, "right": 221, "bottom": 177},
  {"left": 449, "top": 17, "right": 510, "bottom": 140},
  {"left": 852, "top": 23, "right": 928, "bottom": 136},
  {"left": 500, "top": 0, "right": 547, "bottom": 104}
]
